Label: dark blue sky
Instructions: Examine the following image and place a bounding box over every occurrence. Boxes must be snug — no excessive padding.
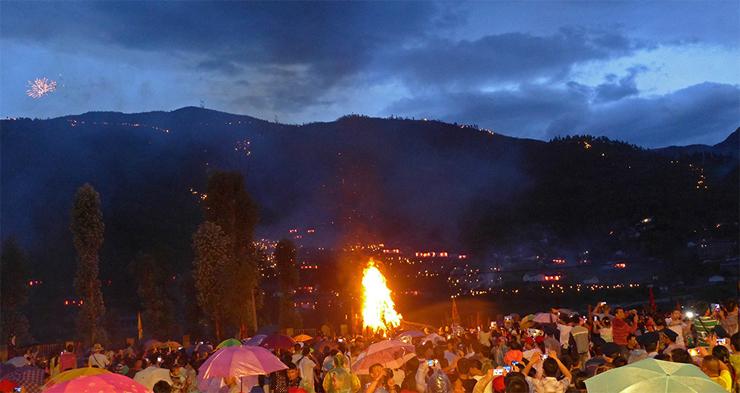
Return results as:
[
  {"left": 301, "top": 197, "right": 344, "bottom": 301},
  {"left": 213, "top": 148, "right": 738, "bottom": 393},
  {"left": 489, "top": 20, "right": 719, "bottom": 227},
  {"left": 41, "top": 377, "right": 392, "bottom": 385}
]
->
[{"left": 1, "top": 1, "right": 738, "bottom": 147}]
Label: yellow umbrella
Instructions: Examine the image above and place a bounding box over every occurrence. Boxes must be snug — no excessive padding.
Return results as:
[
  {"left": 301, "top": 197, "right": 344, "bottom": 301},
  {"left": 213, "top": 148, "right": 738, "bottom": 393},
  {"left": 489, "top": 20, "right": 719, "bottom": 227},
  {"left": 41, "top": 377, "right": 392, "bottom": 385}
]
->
[
  {"left": 45, "top": 367, "right": 111, "bottom": 387},
  {"left": 293, "top": 334, "right": 312, "bottom": 342}
]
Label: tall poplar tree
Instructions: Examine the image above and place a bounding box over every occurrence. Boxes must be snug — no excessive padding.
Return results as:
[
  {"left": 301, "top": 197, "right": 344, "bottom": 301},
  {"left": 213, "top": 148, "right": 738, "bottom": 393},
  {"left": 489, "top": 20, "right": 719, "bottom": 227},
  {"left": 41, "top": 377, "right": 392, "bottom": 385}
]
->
[
  {"left": 203, "top": 171, "right": 259, "bottom": 335},
  {"left": 192, "top": 221, "right": 231, "bottom": 340},
  {"left": 275, "top": 239, "right": 301, "bottom": 328},
  {"left": 70, "top": 183, "right": 107, "bottom": 345}
]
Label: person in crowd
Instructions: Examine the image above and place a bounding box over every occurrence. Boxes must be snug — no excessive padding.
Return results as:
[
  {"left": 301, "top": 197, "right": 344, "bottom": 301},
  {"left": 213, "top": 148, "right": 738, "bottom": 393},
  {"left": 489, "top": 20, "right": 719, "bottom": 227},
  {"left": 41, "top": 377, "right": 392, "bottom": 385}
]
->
[
  {"left": 711, "top": 345, "right": 736, "bottom": 389},
  {"left": 718, "top": 300, "right": 739, "bottom": 337},
  {"left": 543, "top": 327, "right": 562, "bottom": 358},
  {"left": 503, "top": 341, "right": 523, "bottom": 367},
  {"left": 489, "top": 336, "right": 507, "bottom": 367},
  {"left": 59, "top": 343, "right": 77, "bottom": 371},
  {"left": 670, "top": 348, "right": 693, "bottom": 364},
  {"left": 478, "top": 326, "right": 492, "bottom": 350},
  {"left": 128, "top": 358, "right": 145, "bottom": 378},
  {"left": 444, "top": 340, "right": 460, "bottom": 366},
  {"left": 293, "top": 344, "right": 304, "bottom": 365},
  {"left": 168, "top": 362, "right": 186, "bottom": 393},
  {"left": 297, "top": 346, "right": 318, "bottom": 393},
  {"left": 521, "top": 351, "right": 572, "bottom": 393},
  {"left": 288, "top": 362, "right": 308, "bottom": 393},
  {"left": 323, "top": 353, "right": 360, "bottom": 393},
  {"left": 625, "top": 334, "right": 647, "bottom": 364},
  {"left": 454, "top": 358, "right": 474, "bottom": 393},
  {"left": 661, "top": 328, "right": 683, "bottom": 355},
  {"left": 181, "top": 360, "right": 198, "bottom": 393},
  {"left": 153, "top": 380, "right": 173, "bottom": 393},
  {"left": 695, "top": 306, "right": 721, "bottom": 347},
  {"left": 612, "top": 308, "right": 638, "bottom": 356},
  {"left": 556, "top": 316, "right": 573, "bottom": 351},
  {"left": 701, "top": 355, "right": 732, "bottom": 391},
  {"left": 666, "top": 309, "right": 690, "bottom": 347},
  {"left": 729, "top": 333, "right": 740, "bottom": 385},
  {"left": 569, "top": 318, "right": 590, "bottom": 368},
  {"left": 89, "top": 343, "right": 110, "bottom": 368},
  {"left": 593, "top": 317, "right": 613, "bottom": 343},
  {"left": 365, "top": 364, "right": 389, "bottom": 393},
  {"left": 446, "top": 374, "right": 466, "bottom": 393}
]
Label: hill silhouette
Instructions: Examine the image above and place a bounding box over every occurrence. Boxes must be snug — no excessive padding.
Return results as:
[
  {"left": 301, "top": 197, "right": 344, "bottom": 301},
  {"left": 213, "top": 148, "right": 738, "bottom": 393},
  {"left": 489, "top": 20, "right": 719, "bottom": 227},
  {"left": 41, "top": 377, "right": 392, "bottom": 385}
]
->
[{"left": 1, "top": 108, "right": 737, "bottom": 330}]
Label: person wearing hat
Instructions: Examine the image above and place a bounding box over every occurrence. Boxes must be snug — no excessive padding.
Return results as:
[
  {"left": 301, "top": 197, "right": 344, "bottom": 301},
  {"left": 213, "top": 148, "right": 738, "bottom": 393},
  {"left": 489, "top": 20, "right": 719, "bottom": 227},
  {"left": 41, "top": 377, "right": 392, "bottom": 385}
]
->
[
  {"left": 660, "top": 328, "right": 683, "bottom": 355},
  {"left": 89, "top": 343, "right": 110, "bottom": 368}
]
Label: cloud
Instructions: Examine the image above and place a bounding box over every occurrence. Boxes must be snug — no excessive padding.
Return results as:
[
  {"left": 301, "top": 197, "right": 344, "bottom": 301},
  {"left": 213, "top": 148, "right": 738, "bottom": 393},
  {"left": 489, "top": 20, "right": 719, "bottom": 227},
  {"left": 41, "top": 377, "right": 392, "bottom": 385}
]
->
[
  {"left": 386, "top": 82, "right": 739, "bottom": 147},
  {"left": 383, "top": 27, "right": 648, "bottom": 89},
  {"left": 593, "top": 65, "right": 647, "bottom": 102}
]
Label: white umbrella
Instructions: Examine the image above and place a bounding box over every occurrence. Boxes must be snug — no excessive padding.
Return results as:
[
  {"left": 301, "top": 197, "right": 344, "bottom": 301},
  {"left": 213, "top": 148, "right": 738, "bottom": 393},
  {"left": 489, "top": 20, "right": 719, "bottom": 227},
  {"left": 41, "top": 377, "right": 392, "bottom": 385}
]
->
[{"left": 133, "top": 366, "right": 173, "bottom": 390}]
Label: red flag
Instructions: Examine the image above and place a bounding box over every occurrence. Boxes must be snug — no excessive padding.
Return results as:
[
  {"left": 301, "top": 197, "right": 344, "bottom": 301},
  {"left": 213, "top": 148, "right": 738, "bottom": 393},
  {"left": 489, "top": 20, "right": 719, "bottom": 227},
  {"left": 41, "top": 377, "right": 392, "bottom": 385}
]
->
[{"left": 648, "top": 287, "right": 656, "bottom": 313}]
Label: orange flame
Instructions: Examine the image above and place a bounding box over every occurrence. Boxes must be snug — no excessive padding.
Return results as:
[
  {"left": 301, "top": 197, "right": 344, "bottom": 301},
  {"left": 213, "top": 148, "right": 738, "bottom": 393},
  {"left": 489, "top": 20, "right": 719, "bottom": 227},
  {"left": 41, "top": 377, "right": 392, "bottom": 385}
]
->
[{"left": 361, "top": 259, "right": 402, "bottom": 334}]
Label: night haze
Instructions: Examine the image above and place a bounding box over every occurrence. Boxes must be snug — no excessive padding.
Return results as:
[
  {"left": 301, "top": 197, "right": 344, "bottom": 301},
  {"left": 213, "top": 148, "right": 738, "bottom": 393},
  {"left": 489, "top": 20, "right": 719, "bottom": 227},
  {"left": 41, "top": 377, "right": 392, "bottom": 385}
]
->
[{"left": 0, "top": 3, "right": 738, "bottom": 391}]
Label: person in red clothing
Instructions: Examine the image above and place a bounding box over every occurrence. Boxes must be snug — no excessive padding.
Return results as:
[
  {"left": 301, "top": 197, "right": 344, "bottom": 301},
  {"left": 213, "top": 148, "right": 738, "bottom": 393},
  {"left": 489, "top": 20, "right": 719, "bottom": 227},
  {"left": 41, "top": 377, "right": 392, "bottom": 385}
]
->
[
  {"left": 612, "top": 307, "right": 638, "bottom": 357},
  {"left": 59, "top": 344, "right": 77, "bottom": 371}
]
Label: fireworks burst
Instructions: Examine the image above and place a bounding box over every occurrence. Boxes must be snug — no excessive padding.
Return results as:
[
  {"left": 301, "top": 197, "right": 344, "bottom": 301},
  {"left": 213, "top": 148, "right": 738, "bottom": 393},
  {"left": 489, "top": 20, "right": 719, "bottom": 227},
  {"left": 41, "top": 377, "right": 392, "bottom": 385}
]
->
[{"left": 26, "top": 77, "right": 57, "bottom": 99}]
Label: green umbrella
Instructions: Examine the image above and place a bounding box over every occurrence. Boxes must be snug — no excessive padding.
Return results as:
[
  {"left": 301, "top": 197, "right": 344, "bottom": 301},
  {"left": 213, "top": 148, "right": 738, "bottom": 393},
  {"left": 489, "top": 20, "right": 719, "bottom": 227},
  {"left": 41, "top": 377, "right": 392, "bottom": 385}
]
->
[
  {"left": 216, "top": 338, "right": 242, "bottom": 349},
  {"left": 585, "top": 358, "right": 726, "bottom": 393}
]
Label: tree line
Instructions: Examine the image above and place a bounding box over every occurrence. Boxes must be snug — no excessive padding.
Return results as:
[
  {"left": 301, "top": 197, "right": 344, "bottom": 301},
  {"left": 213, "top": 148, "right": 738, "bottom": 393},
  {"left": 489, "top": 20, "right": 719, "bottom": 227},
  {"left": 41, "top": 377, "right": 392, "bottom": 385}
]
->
[{"left": 1, "top": 170, "right": 301, "bottom": 346}]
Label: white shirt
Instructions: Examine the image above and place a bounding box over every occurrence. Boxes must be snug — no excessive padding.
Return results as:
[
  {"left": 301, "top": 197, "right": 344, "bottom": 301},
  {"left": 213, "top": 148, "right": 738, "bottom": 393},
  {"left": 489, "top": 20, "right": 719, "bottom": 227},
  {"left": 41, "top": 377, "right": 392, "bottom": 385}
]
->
[
  {"left": 557, "top": 324, "right": 572, "bottom": 348},
  {"left": 666, "top": 318, "right": 687, "bottom": 346},
  {"left": 298, "top": 356, "right": 316, "bottom": 383},
  {"left": 526, "top": 376, "right": 570, "bottom": 393},
  {"left": 88, "top": 353, "right": 109, "bottom": 368}
]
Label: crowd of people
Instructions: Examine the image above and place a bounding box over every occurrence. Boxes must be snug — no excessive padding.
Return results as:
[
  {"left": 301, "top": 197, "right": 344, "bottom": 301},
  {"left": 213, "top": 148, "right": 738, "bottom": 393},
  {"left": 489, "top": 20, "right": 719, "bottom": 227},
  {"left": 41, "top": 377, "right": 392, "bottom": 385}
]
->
[{"left": 2, "top": 299, "right": 738, "bottom": 393}]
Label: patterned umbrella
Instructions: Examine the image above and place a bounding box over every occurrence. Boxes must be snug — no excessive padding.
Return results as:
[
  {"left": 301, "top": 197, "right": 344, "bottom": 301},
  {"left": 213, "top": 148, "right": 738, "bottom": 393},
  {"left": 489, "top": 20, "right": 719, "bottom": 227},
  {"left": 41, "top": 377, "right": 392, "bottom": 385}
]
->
[
  {"left": 45, "top": 367, "right": 111, "bottom": 387},
  {"left": 43, "top": 373, "right": 150, "bottom": 393},
  {"left": 260, "top": 334, "right": 295, "bottom": 351},
  {"left": 5, "top": 366, "right": 44, "bottom": 393},
  {"left": 0, "top": 363, "right": 16, "bottom": 378},
  {"left": 351, "top": 340, "right": 416, "bottom": 375}
]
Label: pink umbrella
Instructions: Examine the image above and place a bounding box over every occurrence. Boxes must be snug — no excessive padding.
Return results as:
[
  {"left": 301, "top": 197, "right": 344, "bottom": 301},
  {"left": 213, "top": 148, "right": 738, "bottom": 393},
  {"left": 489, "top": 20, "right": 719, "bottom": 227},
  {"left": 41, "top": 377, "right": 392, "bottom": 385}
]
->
[
  {"left": 260, "top": 334, "right": 295, "bottom": 351},
  {"left": 43, "top": 373, "right": 150, "bottom": 393},
  {"left": 198, "top": 345, "right": 288, "bottom": 392},
  {"left": 351, "top": 339, "right": 416, "bottom": 375}
]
